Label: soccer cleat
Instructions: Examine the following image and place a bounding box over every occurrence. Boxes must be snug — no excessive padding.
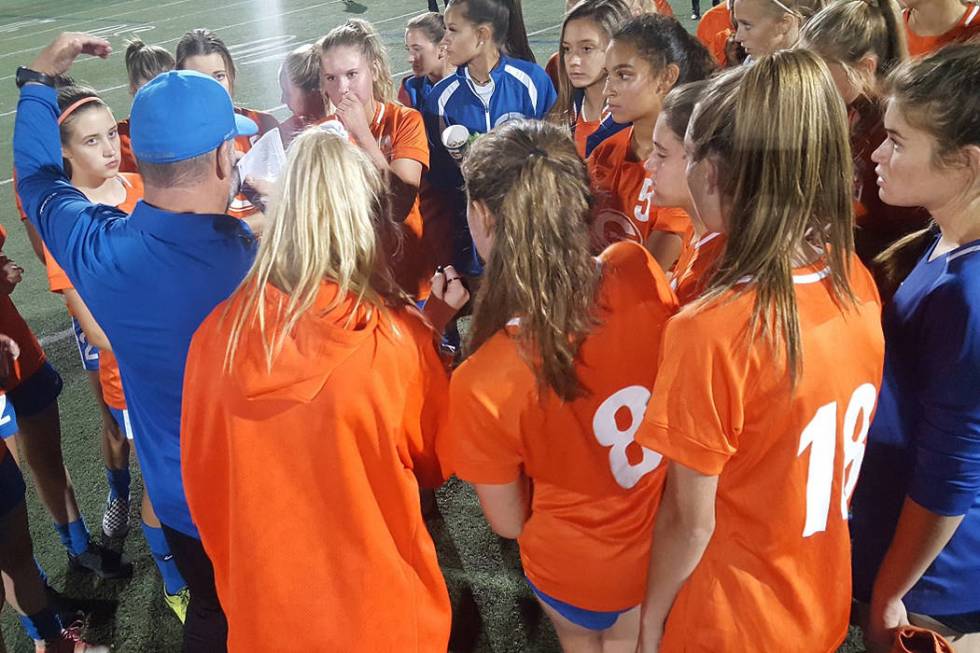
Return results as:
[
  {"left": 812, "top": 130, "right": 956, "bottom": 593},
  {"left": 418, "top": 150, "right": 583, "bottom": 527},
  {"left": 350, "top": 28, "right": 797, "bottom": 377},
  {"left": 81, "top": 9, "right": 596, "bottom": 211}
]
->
[
  {"left": 68, "top": 543, "right": 132, "bottom": 580},
  {"left": 101, "top": 492, "right": 131, "bottom": 539},
  {"left": 34, "top": 619, "right": 110, "bottom": 652},
  {"left": 164, "top": 586, "right": 190, "bottom": 624},
  {"left": 691, "top": 12, "right": 702, "bottom": 19}
]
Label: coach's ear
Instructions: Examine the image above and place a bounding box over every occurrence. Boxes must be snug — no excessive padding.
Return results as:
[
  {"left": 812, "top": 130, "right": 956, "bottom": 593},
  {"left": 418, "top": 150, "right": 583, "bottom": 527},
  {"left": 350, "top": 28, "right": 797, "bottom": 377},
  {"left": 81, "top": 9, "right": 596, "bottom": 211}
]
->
[{"left": 215, "top": 140, "right": 236, "bottom": 181}]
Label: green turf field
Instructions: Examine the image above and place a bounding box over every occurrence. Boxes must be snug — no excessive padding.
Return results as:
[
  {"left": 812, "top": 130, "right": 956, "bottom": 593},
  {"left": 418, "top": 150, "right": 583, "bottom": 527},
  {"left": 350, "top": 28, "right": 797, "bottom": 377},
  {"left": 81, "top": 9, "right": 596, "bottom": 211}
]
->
[{"left": 0, "top": 1, "right": 866, "bottom": 650}]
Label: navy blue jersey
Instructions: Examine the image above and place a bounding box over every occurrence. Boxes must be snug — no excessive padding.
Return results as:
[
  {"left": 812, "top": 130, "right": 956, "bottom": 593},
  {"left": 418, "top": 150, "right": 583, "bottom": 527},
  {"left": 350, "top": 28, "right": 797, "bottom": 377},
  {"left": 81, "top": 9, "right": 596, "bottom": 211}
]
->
[{"left": 851, "top": 233, "right": 980, "bottom": 616}]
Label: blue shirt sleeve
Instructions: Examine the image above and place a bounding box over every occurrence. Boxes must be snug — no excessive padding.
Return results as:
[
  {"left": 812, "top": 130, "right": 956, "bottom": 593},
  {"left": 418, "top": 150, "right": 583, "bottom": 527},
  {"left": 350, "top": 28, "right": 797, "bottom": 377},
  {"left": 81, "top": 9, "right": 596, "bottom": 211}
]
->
[
  {"left": 13, "top": 84, "right": 121, "bottom": 287},
  {"left": 536, "top": 68, "right": 557, "bottom": 117},
  {"left": 908, "top": 275, "right": 980, "bottom": 516}
]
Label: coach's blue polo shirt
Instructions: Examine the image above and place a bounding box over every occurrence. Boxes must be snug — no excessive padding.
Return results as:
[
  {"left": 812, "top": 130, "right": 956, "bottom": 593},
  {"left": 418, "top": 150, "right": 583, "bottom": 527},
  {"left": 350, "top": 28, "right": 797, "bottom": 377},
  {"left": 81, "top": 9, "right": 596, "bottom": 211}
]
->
[{"left": 14, "top": 84, "right": 256, "bottom": 537}]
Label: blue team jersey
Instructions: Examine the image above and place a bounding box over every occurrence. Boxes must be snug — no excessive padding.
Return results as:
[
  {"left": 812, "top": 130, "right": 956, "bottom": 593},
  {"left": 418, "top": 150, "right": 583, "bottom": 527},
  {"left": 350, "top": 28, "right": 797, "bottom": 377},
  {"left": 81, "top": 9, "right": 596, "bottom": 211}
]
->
[
  {"left": 422, "top": 55, "right": 556, "bottom": 190},
  {"left": 851, "top": 233, "right": 980, "bottom": 616},
  {"left": 399, "top": 74, "right": 436, "bottom": 111}
]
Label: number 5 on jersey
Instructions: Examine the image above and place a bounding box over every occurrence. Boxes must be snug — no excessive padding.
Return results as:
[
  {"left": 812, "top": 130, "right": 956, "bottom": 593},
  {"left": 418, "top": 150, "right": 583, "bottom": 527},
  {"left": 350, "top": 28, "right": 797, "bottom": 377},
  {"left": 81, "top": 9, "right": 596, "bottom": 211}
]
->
[
  {"left": 593, "top": 386, "right": 663, "bottom": 490},
  {"left": 798, "top": 383, "right": 878, "bottom": 537}
]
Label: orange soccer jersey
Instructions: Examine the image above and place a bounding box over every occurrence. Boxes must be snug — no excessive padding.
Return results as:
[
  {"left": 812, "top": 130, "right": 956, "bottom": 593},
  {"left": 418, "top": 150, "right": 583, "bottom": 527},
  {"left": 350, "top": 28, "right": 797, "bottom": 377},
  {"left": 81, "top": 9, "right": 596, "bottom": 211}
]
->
[
  {"left": 671, "top": 231, "right": 725, "bottom": 305},
  {"left": 697, "top": 2, "right": 734, "bottom": 66},
  {"left": 0, "top": 225, "right": 45, "bottom": 391},
  {"left": 448, "top": 242, "right": 679, "bottom": 611},
  {"left": 904, "top": 5, "right": 980, "bottom": 57},
  {"left": 181, "top": 281, "right": 451, "bottom": 652},
  {"left": 228, "top": 107, "right": 279, "bottom": 220},
  {"left": 588, "top": 128, "right": 693, "bottom": 251},
  {"left": 327, "top": 102, "right": 433, "bottom": 299},
  {"left": 636, "top": 256, "right": 885, "bottom": 652},
  {"left": 33, "top": 174, "right": 143, "bottom": 410}
]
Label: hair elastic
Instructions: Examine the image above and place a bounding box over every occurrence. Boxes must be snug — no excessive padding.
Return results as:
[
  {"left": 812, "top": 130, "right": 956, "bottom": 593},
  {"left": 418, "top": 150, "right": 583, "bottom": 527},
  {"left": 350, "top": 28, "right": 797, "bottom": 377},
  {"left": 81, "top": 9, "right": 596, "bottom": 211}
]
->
[
  {"left": 768, "top": 0, "right": 803, "bottom": 17},
  {"left": 57, "top": 96, "right": 102, "bottom": 125}
]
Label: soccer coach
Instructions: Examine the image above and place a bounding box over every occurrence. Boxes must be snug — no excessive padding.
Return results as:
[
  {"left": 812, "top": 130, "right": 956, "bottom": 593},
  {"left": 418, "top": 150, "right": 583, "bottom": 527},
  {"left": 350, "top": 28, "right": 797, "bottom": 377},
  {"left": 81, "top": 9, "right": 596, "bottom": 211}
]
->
[{"left": 14, "top": 33, "right": 255, "bottom": 652}]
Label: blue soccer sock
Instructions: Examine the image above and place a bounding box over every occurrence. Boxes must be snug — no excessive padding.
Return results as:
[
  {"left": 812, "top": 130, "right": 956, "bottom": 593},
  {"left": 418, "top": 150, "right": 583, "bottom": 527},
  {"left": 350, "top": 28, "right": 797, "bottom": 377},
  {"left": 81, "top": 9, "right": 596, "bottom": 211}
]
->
[
  {"left": 18, "top": 608, "right": 62, "bottom": 642},
  {"left": 66, "top": 517, "right": 91, "bottom": 555},
  {"left": 105, "top": 466, "right": 131, "bottom": 502},
  {"left": 142, "top": 521, "right": 186, "bottom": 595}
]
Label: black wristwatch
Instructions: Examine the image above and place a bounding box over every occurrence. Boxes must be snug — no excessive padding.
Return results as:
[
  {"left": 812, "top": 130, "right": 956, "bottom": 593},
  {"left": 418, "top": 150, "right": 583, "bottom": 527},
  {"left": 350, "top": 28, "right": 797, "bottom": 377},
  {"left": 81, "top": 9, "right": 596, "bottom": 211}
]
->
[{"left": 15, "top": 66, "right": 56, "bottom": 89}]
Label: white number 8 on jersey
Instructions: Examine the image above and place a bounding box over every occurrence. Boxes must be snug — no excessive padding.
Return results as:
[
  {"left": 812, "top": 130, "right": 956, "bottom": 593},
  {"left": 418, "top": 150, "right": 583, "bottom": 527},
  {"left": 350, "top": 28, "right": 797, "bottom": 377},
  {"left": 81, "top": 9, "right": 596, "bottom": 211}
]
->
[{"left": 593, "top": 386, "right": 664, "bottom": 490}]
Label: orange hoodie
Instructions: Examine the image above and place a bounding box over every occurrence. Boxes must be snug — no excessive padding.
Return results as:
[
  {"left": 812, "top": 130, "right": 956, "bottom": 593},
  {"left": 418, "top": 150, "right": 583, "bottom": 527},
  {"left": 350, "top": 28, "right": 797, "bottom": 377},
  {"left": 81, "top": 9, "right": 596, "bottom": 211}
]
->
[{"left": 181, "top": 280, "right": 451, "bottom": 652}]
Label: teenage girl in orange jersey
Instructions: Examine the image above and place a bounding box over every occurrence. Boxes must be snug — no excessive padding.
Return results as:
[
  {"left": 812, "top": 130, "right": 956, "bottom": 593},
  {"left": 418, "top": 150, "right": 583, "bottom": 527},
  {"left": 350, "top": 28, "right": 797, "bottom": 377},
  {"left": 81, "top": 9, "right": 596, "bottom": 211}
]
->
[
  {"left": 645, "top": 78, "right": 734, "bottom": 306},
  {"left": 801, "top": 0, "right": 931, "bottom": 271},
  {"left": 320, "top": 19, "right": 434, "bottom": 300},
  {"left": 549, "top": 0, "right": 632, "bottom": 158},
  {"left": 181, "top": 128, "right": 452, "bottom": 653},
  {"left": 176, "top": 29, "right": 279, "bottom": 220},
  {"left": 587, "top": 13, "right": 714, "bottom": 269},
  {"left": 635, "top": 50, "right": 886, "bottom": 652},
  {"left": 277, "top": 44, "right": 326, "bottom": 150},
  {"left": 732, "top": 0, "right": 824, "bottom": 59},
  {"left": 449, "top": 119, "right": 677, "bottom": 653}
]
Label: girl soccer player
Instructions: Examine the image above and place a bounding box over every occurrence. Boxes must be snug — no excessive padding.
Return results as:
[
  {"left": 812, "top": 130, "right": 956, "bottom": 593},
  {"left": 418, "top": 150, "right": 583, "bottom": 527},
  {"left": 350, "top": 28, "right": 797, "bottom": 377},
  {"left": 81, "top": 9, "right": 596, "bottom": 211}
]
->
[
  {"left": 634, "top": 50, "right": 886, "bottom": 652},
  {"left": 0, "top": 421, "right": 108, "bottom": 652},
  {"left": 0, "top": 223, "right": 125, "bottom": 581},
  {"left": 448, "top": 118, "right": 677, "bottom": 653},
  {"left": 587, "top": 13, "right": 714, "bottom": 269},
  {"left": 645, "top": 78, "right": 733, "bottom": 305},
  {"left": 277, "top": 43, "right": 326, "bottom": 149},
  {"left": 800, "top": 0, "right": 931, "bottom": 269},
  {"left": 176, "top": 28, "right": 279, "bottom": 219},
  {"left": 118, "top": 38, "right": 174, "bottom": 173},
  {"left": 181, "top": 128, "right": 451, "bottom": 653},
  {"left": 549, "top": 0, "right": 632, "bottom": 158},
  {"left": 319, "top": 19, "right": 433, "bottom": 300},
  {"left": 902, "top": 0, "right": 980, "bottom": 57},
  {"left": 849, "top": 43, "right": 980, "bottom": 652},
  {"left": 423, "top": 0, "right": 556, "bottom": 276},
  {"left": 732, "top": 0, "right": 824, "bottom": 59},
  {"left": 44, "top": 85, "right": 188, "bottom": 617},
  {"left": 400, "top": 13, "right": 455, "bottom": 110}
]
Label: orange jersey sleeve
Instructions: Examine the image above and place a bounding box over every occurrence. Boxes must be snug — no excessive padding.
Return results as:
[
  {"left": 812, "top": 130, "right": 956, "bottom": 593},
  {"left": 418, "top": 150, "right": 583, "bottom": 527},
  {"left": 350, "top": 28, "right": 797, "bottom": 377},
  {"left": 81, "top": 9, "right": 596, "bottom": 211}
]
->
[
  {"left": 449, "top": 241, "right": 679, "bottom": 611},
  {"left": 653, "top": 0, "right": 675, "bottom": 16},
  {"left": 904, "top": 5, "right": 980, "bottom": 57},
  {"left": 182, "top": 282, "right": 450, "bottom": 652},
  {"left": 697, "top": 3, "right": 734, "bottom": 66},
  {"left": 636, "top": 256, "right": 885, "bottom": 652}
]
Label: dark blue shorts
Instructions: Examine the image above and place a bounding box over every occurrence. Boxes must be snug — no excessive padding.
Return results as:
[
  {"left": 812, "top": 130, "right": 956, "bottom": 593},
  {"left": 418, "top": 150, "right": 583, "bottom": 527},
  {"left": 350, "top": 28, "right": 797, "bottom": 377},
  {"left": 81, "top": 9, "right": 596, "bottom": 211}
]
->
[
  {"left": 526, "top": 577, "right": 632, "bottom": 631},
  {"left": 7, "top": 361, "right": 63, "bottom": 419},
  {"left": 0, "top": 393, "right": 19, "bottom": 439},
  {"left": 0, "top": 448, "right": 26, "bottom": 519}
]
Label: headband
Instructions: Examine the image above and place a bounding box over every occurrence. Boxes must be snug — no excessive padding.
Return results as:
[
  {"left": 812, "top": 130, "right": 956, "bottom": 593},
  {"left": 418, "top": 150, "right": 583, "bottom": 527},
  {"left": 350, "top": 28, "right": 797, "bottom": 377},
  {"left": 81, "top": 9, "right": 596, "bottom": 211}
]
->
[
  {"left": 769, "top": 0, "right": 803, "bottom": 17},
  {"left": 57, "top": 96, "right": 102, "bottom": 125}
]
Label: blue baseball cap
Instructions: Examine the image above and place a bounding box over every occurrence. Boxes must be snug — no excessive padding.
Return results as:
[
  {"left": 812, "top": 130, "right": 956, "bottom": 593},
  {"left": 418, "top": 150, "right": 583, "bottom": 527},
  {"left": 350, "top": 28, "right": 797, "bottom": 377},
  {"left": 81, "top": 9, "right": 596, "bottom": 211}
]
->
[{"left": 130, "top": 70, "right": 258, "bottom": 164}]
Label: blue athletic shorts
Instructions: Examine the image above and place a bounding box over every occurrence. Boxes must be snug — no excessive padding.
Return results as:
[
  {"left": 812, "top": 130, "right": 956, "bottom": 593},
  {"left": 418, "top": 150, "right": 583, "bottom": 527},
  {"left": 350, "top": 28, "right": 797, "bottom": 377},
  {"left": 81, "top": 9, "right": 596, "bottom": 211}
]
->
[
  {"left": 72, "top": 316, "right": 100, "bottom": 372},
  {"left": 0, "top": 447, "right": 26, "bottom": 518},
  {"left": 0, "top": 393, "right": 18, "bottom": 439},
  {"left": 526, "top": 577, "right": 632, "bottom": 631},
  {"left": 109, "top": 407, "right": 134, "bottom": 440},
  {"left": 7, "top": 361, "right": 62, "bottom": 419}
]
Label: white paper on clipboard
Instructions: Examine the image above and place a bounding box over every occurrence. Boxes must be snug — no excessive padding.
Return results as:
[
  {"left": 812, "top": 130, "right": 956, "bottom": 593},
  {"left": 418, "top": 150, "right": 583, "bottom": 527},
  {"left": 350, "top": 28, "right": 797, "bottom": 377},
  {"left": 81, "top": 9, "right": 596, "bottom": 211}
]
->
[{"left": 236, "top": 127, "right": 287, "bottom": 182}]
